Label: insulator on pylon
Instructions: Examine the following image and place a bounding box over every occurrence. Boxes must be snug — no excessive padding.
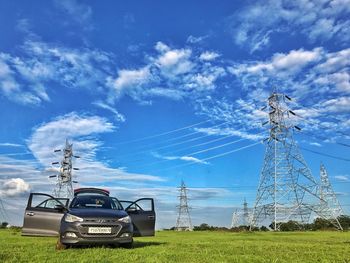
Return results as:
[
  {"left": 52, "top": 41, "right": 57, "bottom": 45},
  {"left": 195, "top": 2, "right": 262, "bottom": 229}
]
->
[
  {"left": 73, "top": 168, "right": 79, "bottom": 170},
  {"left": 49, "top": 175, "right": 57, "bottom": 178},
  {"left": 262, "top": 121, "right": 269, "bottom": 126},
  {"left": 289, "top": 110, "right": 296, "bottom": 115},
  {"left": 54, "top": 149, "right": 61, "bottom": 152},
  {"left": 285, "top": 95, "right": 292, "bottom": 101},
  {"left": 294, "top": 126, "right": 301, "bottom": 131},
  {"left": 52, "top": 162, "right": 59, "bottom": 165},
  {"left": 261, "top": 106, "right": 267, "bottom": 111}
]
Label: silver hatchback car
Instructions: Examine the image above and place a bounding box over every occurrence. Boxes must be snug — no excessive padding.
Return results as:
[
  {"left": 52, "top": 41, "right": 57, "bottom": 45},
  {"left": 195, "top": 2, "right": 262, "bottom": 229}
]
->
[{"left": 22, "top": 188, "right": 156, "bottom": 249}]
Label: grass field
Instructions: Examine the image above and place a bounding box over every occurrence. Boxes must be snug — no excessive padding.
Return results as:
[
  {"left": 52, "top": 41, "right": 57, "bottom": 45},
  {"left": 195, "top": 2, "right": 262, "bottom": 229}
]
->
[{"left": 0, "top": 229, "right": 349, "bottom": 263}]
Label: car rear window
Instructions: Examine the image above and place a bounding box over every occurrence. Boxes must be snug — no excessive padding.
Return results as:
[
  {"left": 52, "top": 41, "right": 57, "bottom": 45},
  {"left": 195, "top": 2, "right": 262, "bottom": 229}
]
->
[{"left": 70, "top": 195, "right": 123, "bottom": 210}]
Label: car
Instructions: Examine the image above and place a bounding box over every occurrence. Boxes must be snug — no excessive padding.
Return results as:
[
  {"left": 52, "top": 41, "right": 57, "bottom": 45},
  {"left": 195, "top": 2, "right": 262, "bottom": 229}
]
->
[{"left": 22, "top": 188, "right": 156, "bottom": 249}]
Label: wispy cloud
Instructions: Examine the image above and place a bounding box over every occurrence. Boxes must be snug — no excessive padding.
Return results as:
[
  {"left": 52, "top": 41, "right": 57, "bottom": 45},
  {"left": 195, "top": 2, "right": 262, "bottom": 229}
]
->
[
  {"left": 92, "top": 101, "right": 126, "bottom": 122},
  {"left": 228, "top": 0, "right": 350, "bottom": 52},
  {"left": 152, "top": 152, "right": 209, "bottom": 165},
  {"left": 0, "top": 143, "right": 23, "bottom": 147},
  {"left": 334, "top": 175, "right": 350, "bottom": 182},
  {"left": 54, "top": 0, "right": 93, "bottom": 30},
  {"left": 0, "top": 40, "right": 115, "bottom": 105}
]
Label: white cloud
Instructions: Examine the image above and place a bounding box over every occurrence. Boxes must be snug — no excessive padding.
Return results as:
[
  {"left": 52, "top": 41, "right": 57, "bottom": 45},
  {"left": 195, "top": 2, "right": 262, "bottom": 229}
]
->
[
  {"left": 0, "top": 178, "right": 30, "bottom": 197},
  {"left": 155, "top": 43, "right": 194, "bottom": 77},
  {"left": 0, "top": 40, "right": 115, "bottom": 105},
  {"left": 107, "top": 42, "right": 227, "bottom": 103},
  {"left": 27, "top": 112, "right": 164, "bottom": 185},
  {"left": 195, "top": 127, "right": 264, "bottom": 141},
  {"left": 186, "top": 35, "right": 209, "bottom": 44},
  {"left": 54, "top": 0, "right": 92, "bottom": 28},
  {"left": 334, "top": 175, "right": 350, "bottom": 182},
  {"left": 199, "top": 51, "right": 220, "bottom": 61},
  {"left": 0, "top": 143, "right": 23, "bottom": 147},
  {"left": 152, "top": 152, "right": 209, "bottom": 165},
  {"left": 110, "top": 67, "right": 151, "bottom": 98},
  {"left": 229, "top": 0, "right": 350, "bottom": 52},
  {"left": 92, "top": 101, "right": 126, "bottom": 122}
]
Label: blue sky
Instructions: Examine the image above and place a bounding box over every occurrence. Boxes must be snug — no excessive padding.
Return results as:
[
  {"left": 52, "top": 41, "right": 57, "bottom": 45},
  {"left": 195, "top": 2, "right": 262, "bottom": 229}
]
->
[{"left": 0, "top": 0, "right": 349, "bottom": 228}]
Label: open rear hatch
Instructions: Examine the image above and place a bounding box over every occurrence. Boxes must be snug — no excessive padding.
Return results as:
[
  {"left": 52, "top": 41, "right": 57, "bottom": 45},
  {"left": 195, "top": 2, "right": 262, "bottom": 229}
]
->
[{"left": 74, "top": 188, "right": 110, "bottom": 197}]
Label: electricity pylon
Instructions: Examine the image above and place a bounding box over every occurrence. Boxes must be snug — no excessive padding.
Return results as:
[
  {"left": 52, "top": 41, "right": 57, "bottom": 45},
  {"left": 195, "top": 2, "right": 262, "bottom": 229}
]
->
[
  {"left": 251, "top": 91, "right": 335, "bottom": 231},
  {"left": 243, "top": 198, "right": 250, "bottom": 226},
  {"left": 0, "top": 199, "right": 9, "bottom": 223},
  {"left": 175, "top": 181, "right": 193, "bottom": 231},
  {"left": 50, "top": 139, "right": 79, "bottom": 200},
  {"left": 231, "top": 209, "right": 240, "bottom": 228},
  {"left": 317, "top": 163, "right": 343, "bottom": 229},
  {"left": 231, "top": 199, "right": 252, "bottom": 228}
]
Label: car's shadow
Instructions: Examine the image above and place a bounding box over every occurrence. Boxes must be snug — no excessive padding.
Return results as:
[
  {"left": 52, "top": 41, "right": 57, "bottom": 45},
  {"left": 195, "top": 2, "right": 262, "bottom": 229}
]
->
[
  {"left": 64, "top": 241, "right": 166, "bottom": 250},
  {"left": 132, "top": 241, "right": 165, "bottom": 249}
]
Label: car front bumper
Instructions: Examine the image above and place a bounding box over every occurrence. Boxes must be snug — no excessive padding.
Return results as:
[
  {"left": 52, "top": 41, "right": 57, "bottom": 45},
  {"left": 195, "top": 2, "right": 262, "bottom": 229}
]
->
[{"left": 60, "top": 220, "right": 133, "bottom": 245}]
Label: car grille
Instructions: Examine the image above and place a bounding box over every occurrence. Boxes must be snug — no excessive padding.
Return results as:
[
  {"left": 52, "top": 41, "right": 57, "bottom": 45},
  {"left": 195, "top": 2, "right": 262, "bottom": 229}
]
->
[
  {"left": 78, "top": 224, "right": 122, "bottom": 237},
  {"left": 83, "top": 219, "right": 118, "bottom": 223}
]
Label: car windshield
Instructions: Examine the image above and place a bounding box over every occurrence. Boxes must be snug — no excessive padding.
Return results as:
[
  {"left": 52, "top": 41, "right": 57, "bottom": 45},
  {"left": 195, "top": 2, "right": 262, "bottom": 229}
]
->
[{"left": 70, "top": 195, "right": 123, "bottom": 210}]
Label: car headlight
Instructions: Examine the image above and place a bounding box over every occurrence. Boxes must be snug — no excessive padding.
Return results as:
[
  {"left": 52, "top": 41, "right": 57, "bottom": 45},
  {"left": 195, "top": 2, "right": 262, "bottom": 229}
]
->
[
  {"left": 118, "top": 216, "right": 131, "bottom": 224},
  {"left": 64, "top": 213, "right": 83, "bottom": 223}
]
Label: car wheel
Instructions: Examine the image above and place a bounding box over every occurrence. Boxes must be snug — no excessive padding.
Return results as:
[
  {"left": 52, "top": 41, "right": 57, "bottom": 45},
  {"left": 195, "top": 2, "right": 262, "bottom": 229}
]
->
[
  {"left": 56, "top": 237, "right": 67, "bottom": 250},
  {"left": 120, "top": 240, "right": 133, "bottom": 249}
]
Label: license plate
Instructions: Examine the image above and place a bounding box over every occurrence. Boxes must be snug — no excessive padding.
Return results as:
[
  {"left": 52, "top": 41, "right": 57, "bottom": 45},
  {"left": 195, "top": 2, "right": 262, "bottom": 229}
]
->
[{"left": 88, "top": 227, "right": 112, "bottom": 234}]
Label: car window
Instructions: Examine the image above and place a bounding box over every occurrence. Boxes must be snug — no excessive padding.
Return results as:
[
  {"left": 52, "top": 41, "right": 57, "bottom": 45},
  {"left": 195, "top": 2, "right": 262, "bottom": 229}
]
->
[
  {"left": 70, "top": 195, "right": 122, "bottom": 209},
  {"left": 32, "top": 195, "right": 62, "bottom": 209}
]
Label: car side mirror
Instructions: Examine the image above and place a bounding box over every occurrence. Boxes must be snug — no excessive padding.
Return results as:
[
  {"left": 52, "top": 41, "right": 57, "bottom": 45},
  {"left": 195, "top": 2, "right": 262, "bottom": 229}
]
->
[
  {"left": 54, "top": 204, "right": 67, "bottom": 212},
  {"left": 126, "top": 207, "right": 137, "bottom": 213}
]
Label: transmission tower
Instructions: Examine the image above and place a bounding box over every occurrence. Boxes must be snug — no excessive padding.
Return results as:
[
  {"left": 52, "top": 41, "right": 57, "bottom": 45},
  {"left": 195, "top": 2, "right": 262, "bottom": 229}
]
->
[
  {"left": 175, "top": 181, "right": 193, "bottom": 231},
  {"left": 231, "top": 199, "right": 252, "bottom": 228},
  {"left": 50, "top": 139, "right": 79, "bottom": 200},
  {"left": 231, "top": 209, "right": 240, "bottom": 228},
  {"left": 251, "top": 91, "right": 336, "bottom": 231},
  {"left": 0, "top": 199, "right": 9, "bottom": 224},
  {"left": 317, "top": 163, "right": 343, "bottom": 229},
  {"left": 243, "top": 198, "right": 250, "bottom": 226}
]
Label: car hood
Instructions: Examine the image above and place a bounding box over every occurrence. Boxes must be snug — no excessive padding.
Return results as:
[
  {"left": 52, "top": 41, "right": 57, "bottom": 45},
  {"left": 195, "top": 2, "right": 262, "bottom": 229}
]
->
[{"left": 68, "top": 208, "right": 128, "bottom": 218}]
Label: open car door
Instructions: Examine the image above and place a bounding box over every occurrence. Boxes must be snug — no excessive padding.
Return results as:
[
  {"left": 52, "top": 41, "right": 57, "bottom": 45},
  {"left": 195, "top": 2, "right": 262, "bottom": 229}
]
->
[
  {"left": 22, "top": 193, "right": 69, "bottom": 236},
  {"left": 119, "top": 198, "right": 155, "bottom": 237}
]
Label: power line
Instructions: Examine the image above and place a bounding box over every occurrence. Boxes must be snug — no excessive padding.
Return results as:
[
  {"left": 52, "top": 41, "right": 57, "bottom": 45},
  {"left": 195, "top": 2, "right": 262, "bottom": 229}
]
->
[
  {"left": 153, "top": 141, "right": 262, "bottom": 173},
  {"left": 136, "top": 132, "right": 265, "bottom": 169},
  {"left": 116, "top": 121, "right": 232, "bottom": 159},
  {"left": 112, "top": 119, "right": 212, "bottom": 146},
  {"left": 300, "top": 146, "right": 350, "bottom": 162}
]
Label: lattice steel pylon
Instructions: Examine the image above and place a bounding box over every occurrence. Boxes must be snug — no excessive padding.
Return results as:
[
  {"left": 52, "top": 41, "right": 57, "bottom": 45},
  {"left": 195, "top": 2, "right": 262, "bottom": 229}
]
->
[
  {"left": 243, "top": 198, "right": 249, "bottom": 226},
  {"left": 317, "top": 163, "right": 343, "bottom": 229},
  {"left": 251, "top": 91, "right": 338, "bottom": 231},
  {"left": 51, "top": 139, "right": 76, "bottom": 199},
  {"left": 175, "top": 181, "right": 193, "bottom": 231},
  {"left": 231, "top": 209, "right": 240, "bottom": 228}
]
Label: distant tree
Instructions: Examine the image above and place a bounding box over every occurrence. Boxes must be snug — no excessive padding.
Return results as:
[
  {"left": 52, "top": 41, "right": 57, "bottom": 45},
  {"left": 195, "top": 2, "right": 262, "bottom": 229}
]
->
[
  {"left": 194, "top": 223, "right": 211, "bottom": 231},
  {"left": 1, "top": 222, "right": 9, "bottom": 228},
  {"left": 338, "top": 215, "right": 350, "bottom": 230},
  {"left": 260, "top": 226, "right": 269, "bottom": 231},
  {"left": 279, "top": 221, "right": 301, "bottom": 231},
  {"left": 313, "top": 218, "right": 334, "bottom": 230}
]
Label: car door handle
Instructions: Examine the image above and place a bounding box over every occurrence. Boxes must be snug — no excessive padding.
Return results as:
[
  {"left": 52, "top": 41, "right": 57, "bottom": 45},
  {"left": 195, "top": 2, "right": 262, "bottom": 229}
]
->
[
  {"left": 26, "top": 212, "right": 35, "bottom": 216},
  {"left": 148, "top": 215, "right": 155, "bottom": 220}
]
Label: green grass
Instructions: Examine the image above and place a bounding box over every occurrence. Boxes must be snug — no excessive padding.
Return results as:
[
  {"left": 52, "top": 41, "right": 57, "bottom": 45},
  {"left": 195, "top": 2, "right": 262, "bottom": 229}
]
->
[{"left": 0, "top": 229, "right": 349, "bottom": 263}]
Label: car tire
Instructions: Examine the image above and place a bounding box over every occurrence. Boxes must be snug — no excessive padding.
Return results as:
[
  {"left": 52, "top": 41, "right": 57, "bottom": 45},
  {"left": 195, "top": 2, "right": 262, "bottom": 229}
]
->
[
  {"left": 120, "top": 240, "right": 133, "bottom": 249},
  {"left": 56, "top": 237, "right": 67, "bottom": 250}
]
